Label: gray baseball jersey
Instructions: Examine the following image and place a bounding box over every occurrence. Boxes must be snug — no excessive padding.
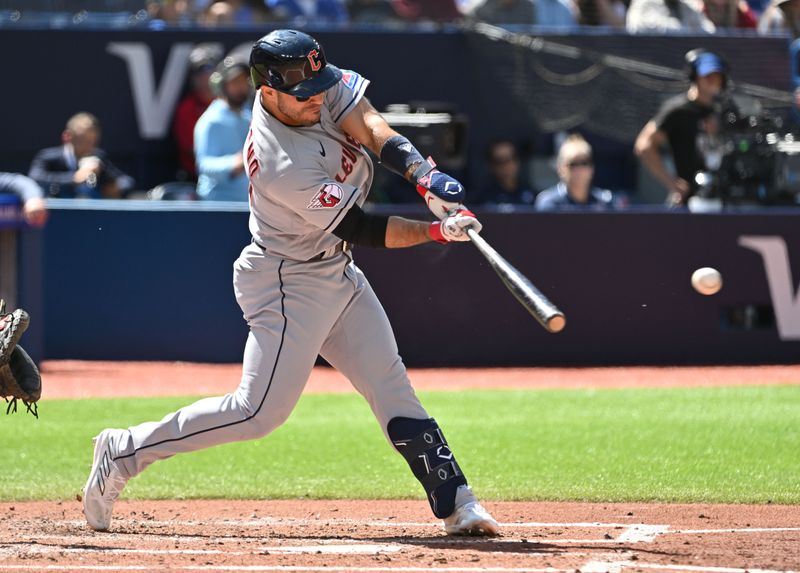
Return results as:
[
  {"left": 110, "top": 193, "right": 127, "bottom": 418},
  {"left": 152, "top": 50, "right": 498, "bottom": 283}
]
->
[
  {"left": 112, "top": 70, "right": 430, "bottom": 483},
  {"left": 247, "top": 70, "right": 373, "bottom": 261}
]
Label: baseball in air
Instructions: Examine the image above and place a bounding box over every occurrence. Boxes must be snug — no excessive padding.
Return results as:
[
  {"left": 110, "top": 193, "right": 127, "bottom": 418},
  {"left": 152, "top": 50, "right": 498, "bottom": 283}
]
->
[{"left": 691, "top": 267, "right": 723, "bottom": 295}]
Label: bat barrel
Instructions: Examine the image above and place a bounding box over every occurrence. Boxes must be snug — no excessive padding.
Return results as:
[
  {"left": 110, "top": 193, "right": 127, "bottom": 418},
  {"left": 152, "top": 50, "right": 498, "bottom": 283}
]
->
[{"left": 466, "top": 229, "right": 566, "bottom": 334}]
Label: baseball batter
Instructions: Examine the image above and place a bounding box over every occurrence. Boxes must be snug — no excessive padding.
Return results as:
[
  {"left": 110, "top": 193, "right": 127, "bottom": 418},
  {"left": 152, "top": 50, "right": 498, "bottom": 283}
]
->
[{"left": 83, "top": 29, "right": 499, "bottom": 537}]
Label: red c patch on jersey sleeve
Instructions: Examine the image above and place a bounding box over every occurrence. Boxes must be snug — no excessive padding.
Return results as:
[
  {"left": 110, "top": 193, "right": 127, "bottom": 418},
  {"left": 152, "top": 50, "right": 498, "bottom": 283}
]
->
[{"left": 307, "top": 183, "right": 344, "bottom": 209}]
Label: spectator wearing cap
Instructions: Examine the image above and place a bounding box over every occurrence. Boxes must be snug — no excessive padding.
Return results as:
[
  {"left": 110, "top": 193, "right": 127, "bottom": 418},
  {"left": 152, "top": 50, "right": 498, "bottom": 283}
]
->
[
  {"left": 626, "top": 0, "right": 715, "bottom": 32},
  {"left": 29, "top": 112, "right": 135, "bottom": 199},
  {"left": 634, "top": 50, "right": 728, "bottom": 206},
  {"left": 535, "top": 134, "right": 619, "bottom": 210},
  {"left": 758, "top": 0, "right": 800, "bottom": 37},
  {"left": 173, "top": 43, "right": 224, "bottom": 180},
  {"left": 194, "top": 56, "right": 253, "bottom": 201}
]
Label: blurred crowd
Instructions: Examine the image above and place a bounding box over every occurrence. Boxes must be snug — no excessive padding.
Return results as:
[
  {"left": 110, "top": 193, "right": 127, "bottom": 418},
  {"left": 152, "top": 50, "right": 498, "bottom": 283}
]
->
[
  {"left": 129, "top": 0, "right": 800, "bottom": 36},
  {"left": 0, "top": 40, "right": 790, "bottom": 217},
  {"left": 5, "top": 0, "right": 800, "bottom": 36},
  {"left": 2, "top": 0, "right": 799, "bottom": 222}
]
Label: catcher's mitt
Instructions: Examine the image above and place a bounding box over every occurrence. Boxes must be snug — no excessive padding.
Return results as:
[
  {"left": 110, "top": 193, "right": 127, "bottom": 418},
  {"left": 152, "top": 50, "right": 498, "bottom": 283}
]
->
[{"left": 0, "top": 300, "right": 41, "bottom": 417}]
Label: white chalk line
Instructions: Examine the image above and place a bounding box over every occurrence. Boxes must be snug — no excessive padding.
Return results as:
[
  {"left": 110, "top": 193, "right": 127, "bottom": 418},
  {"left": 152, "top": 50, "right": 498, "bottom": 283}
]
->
[
  {"left": 0, "top": 546, "right": 608, "bottom": 561},
  {"left": 0, "top": 563, "right": 796, "bottom": 573},
  {"left": 615, "top": 524, "right": 669, "bottom": 543},
  {"left": 0, "top": 566, "right": 573, "bottom": 572},
  {"left": 580, "top": 560, "right": 798, "bottom": 573},
  {"left": 0, "top": 543, "right": 404, "bottom": 556},
  {"left": 10, "top": 532, "right": 626, "bottom": 544},
  {"left": 671, "top": 527, "right": 800, "bottom": 535},
  {"left": 53, "top": 518, "right": 656, "bottom": 529}
]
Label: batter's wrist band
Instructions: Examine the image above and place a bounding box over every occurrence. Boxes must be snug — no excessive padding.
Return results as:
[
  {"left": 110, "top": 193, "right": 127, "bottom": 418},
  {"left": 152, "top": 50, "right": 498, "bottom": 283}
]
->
[
  {"left": 428, "top": 221, "right": 447, "bottom": 244},
  {"left": 379, "top": 135, "right": 427, "bottom": 180}
]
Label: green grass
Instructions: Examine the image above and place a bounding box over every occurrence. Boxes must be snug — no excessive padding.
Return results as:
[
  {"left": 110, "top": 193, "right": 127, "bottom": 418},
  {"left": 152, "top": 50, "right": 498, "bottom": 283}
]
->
[{"left": 2, "top": 386, "right": 799, "bottom": 503}]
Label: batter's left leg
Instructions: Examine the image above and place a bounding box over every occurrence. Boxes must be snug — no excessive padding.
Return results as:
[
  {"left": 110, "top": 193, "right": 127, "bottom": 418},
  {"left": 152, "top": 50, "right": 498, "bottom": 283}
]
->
[{"left": 319, "top": 266, "right": 499, "bottom": 535}]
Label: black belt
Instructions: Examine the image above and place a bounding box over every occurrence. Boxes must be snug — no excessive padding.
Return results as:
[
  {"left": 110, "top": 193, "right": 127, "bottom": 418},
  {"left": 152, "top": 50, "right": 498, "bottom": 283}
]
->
[{"left": 252, "top": 238, "right": 347, "bottom": 262}]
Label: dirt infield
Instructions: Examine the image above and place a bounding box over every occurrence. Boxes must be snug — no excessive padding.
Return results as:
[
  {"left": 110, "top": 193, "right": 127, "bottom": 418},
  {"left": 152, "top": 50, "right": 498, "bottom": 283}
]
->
[
  {"left": 6, "top": 362, "right": 799, "bottom": 572},
  {"left": 2, "top": 500, "right": 799, "bottom": 572}
]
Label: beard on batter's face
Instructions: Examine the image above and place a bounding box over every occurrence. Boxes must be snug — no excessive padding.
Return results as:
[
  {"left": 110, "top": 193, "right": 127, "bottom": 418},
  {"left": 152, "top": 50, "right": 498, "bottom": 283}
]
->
[{"left": 274, "top": 92, "right": 324, "bottom": 126}]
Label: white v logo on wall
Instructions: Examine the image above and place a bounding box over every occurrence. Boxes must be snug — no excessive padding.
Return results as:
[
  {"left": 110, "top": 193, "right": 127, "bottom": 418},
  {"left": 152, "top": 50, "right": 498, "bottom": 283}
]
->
[
  {"left": 739, "top": 235, "right": 800, "bottom": 340},
  {"left": 107, "top": 42, "right": 198, "bottom": 139}
]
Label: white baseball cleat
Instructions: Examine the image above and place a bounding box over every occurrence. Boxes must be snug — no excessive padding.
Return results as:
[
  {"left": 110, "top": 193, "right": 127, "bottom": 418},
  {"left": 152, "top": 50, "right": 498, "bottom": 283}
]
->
[
  {"left": 83, "top": 428, "right": 129, "bottom": 531},
  {"left": 443, "top": 485, "right": 500, "bottom": 536}
]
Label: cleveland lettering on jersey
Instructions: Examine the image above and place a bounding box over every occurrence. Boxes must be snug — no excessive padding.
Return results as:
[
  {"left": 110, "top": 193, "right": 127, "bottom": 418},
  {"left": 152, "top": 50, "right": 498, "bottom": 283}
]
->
[
  {"left": 245, "top": 130, "right": 260, "bottom": 178},
  {"left": 335, "top": 134, "right": 363, "bottom": 183}
]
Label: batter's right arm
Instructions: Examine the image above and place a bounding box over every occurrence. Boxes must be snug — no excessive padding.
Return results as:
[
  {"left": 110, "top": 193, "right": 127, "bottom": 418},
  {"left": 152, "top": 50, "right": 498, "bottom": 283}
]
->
[
  {"left": 340, "top": 99, "right": 466, "bottom": 218},
  {"left": 331, "top": 204, "right": 481, "bottom": 249}
]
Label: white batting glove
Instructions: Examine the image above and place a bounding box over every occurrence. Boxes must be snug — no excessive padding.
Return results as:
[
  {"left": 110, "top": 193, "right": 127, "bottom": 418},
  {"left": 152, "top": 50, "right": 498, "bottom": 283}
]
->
[{"left": 429, "top": 209, "right": 482, "bottom": 243}]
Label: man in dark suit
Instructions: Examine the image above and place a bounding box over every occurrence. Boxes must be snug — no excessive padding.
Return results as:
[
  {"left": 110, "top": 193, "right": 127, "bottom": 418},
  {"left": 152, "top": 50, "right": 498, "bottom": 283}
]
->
[{"left": 28, "top": 113, "right": 135, "bottom": 199}]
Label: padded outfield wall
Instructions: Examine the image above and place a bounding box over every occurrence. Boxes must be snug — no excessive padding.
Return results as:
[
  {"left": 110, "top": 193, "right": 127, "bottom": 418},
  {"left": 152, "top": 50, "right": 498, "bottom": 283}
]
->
[{"left": 12, "top": 202, "right": 799, "bottom": 366}]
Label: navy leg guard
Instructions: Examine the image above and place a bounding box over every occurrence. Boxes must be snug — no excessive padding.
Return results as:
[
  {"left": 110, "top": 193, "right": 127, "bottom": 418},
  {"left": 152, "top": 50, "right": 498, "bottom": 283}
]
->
[{"left": 387, "top": 417, "right": 467, "bottom": 519}]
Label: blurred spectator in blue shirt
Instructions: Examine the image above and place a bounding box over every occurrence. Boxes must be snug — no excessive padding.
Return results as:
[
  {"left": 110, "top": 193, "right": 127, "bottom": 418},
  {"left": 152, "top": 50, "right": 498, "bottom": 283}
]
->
[
  {"left": 0, "top": 173, "right": 48, "bottom": 227},
  {"left": 173, "top": 43, "right": 224, "bottom": 180},
  {"left": 194, "top": 57, "right": 253, "bottom": 201},
  {"left": 267, "top": 0, "right": 349, "bottom": 23},
  {"left": 29, "top": 113, "right": 135, "bottom": 200},
  {"left": 535, "top": 134, "right": 621, "bottom": 210},
  {"left": 476, "top": 140, "right": 537, "bottom": 205}
]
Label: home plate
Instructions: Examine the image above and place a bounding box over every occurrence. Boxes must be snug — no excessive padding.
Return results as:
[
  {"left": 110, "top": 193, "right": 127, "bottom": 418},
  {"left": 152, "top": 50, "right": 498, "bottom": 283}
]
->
[{"left": 259, "top": 544, "right": 403, "bottom": 554}]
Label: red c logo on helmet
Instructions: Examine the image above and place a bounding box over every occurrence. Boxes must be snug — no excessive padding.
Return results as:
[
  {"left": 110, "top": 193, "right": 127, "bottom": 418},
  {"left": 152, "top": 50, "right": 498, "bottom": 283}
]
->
[{"left": 308, "top": 49, "right": 322, "bottom": 72}]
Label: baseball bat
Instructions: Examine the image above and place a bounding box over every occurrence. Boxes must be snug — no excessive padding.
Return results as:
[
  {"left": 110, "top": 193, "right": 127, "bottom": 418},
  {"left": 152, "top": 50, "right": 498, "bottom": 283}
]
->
[{"left": 466, "top": 228, "right": 566, "bottom": 333}]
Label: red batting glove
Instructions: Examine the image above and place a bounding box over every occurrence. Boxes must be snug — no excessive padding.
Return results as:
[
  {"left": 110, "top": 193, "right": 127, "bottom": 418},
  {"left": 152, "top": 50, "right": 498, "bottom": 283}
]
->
[{"left": 429, "top": 209, "right": 482, "bottom": 244}]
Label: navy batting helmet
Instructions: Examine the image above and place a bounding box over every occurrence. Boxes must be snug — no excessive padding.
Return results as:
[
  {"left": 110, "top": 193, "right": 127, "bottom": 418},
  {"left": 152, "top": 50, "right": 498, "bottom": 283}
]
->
[{"left": 250, "top": 29, "right": 342, "bottom": 98}]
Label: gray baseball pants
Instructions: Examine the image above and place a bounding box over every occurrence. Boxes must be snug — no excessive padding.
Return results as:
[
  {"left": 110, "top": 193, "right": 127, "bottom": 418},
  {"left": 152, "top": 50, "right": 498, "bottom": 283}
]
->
[{"left": 114, "top": 243, "right": 428, "bottom": 479}]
